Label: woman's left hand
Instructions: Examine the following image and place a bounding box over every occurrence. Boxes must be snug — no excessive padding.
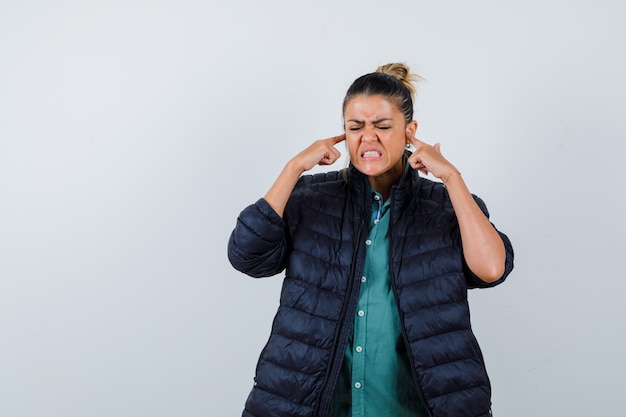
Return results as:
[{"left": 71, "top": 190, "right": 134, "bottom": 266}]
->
[
  {"left": 406, "top": 129, "right": 460, "bottom": 183},
  {"left": 406, "top": 129, "right": 506, "bottom": 282}
]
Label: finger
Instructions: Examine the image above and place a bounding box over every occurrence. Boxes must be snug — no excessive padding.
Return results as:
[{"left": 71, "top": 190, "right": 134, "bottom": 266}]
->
[
  {"left": 319, "top": 155, "right": 340, "bottom": 166},
  {"left": 322, "top": 147, "right": 341, "bottom": 164},
  {"left": 407, "top": 152, "right": 429, "bottom": 175},
  {"left": 407, "top": 157, "right": 423, "bottom": 171},
  {"left": 329, "top": 134, "right": 346, "bottom": 145},
  {"left": 328, "top": 145, "right": 341, "bottom": 159},
  {"left": 407, "top": 153, "right": 420, "bottom": 166},
  {"left": 406, "top": 129, "right": 427, "bottom": 148},
  {"left": 409, "top": 159, "right": 427, "bottom": 174}
]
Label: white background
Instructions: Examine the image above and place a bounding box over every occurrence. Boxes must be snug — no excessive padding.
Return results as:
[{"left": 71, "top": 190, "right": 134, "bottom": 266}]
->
[{"left": 1, "top": 1, "right": 625, "bottom": 416}]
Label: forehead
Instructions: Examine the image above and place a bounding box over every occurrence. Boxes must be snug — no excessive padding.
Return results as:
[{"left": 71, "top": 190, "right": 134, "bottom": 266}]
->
[{"left": 344, "top": 95, "right": 402, "bottom": 120}]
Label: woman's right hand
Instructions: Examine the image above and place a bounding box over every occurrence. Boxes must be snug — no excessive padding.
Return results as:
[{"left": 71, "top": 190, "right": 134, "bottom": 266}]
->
[
  {"left": 264, "top": 134, "right": 346, "bottom": 217},
  {"left": 291, "top": 134, "right": 346, "bottom": 172}
]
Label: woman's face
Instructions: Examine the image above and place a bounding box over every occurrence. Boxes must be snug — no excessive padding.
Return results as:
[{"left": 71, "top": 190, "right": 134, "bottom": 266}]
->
[{"left": 344, "top": 94, "right": 417, "bottom": 180}]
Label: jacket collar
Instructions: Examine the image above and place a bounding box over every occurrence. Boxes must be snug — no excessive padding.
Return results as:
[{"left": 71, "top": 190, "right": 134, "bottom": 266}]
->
[{"left": 346, "top": 156, "right": 424, "bottom": 218}]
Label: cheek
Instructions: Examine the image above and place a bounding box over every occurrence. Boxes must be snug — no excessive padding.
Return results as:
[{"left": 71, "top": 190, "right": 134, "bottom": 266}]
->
[
  {"left": 346, "top": 138, "right": 359, "bottom": 157},
  {"left": 384, "top": 134, "right": 406, "bottom": 151}
]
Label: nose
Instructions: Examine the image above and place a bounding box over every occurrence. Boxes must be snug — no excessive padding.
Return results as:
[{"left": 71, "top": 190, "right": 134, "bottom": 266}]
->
[{"left": 361, "top": 126, "right": 378, "bottom": 142}]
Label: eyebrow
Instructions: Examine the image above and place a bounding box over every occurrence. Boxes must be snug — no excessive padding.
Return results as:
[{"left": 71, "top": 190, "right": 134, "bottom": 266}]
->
[{"left": 346, "top": 118, "right": 394, "bottom": 124}]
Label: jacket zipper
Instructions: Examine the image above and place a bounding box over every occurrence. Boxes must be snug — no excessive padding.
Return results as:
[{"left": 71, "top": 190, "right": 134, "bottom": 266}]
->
[
  {"left": 313, "top": 196, "right": 370, "bottom": 417},
  {"left": 388, "top": 188, "right": 434, "bottom": 417}
]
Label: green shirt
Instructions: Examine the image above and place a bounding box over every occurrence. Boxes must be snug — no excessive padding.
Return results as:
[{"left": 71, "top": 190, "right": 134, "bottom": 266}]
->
[{"left": 330, "top": 186, "right": 427, "bottom": 417}]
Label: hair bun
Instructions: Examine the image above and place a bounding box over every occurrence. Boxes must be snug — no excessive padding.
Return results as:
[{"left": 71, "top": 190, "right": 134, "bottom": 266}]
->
[{"left": 376, "top": 63, "right": 422, "bottom": 101}]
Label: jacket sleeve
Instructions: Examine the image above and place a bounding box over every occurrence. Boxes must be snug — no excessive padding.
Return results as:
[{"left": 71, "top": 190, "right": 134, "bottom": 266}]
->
[
  {"left": 463, "top": 195, "right": 515, "bottom": 289},
  {"left": 227, "top": 198, "right": 289, "bottom": 278}
]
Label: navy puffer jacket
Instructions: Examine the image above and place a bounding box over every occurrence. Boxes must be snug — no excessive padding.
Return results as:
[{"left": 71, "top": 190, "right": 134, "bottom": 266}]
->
[{"left": 228, "top": 164, "right": 514, "bottom": 417}]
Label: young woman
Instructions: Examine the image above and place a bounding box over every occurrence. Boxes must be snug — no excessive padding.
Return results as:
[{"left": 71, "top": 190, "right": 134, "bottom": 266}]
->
[{"left": 228, "top": 63, "right": 514, "bottom": 417}]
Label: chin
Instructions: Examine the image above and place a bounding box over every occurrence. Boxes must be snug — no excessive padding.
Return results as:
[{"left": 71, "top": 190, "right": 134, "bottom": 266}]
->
[{"left": 354, "top": 164, "right": 388, "bottom": 177}]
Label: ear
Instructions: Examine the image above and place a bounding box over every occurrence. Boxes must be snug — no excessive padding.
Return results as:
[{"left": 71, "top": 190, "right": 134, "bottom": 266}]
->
[{"left": 405, "top": 120, "right": 418, "bottom": 143}]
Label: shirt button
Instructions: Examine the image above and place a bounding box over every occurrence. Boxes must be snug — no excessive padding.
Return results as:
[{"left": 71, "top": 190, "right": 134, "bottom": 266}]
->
[
  {"left": 356, "top": 346, "right": 363, "bottom": 353},
  {"left": 361, "top": 276, "right": 367, "bottom": 283},
  {"left": 374, "top": 195, "right": 380, "bottom": 201},
  {"left": 373, "top": 219, "right": 379, "bottom": 225},
  {"left": 365, "top": 239, "right": 372, "bottom": 245},
  {"left": 357, "top": 310, "right": 365, "bottom": 317},
  {"left": 355, "top": 382, "right": 362, "bottom": 389}
]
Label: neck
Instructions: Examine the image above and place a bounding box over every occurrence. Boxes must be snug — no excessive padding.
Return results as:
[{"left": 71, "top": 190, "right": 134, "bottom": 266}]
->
[{"left": 368, "top": 162, "right": 404, "bottom": 201}]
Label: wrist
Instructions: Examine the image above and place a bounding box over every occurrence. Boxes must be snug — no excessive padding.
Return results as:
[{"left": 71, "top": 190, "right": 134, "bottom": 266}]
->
[
  {"left": 443, "top": 170, "right": 462, "bottom": 185},
  {"left": 285, "top": 158, "right": 307, "bottom": 176}
]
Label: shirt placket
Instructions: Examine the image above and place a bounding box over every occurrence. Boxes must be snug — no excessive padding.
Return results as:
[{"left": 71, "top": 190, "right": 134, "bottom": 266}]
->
[{"left": 351, "top": 193, "right": 383, "bottom": 417}]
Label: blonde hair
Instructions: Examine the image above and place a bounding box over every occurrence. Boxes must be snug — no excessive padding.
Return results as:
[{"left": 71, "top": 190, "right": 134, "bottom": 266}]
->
[
  {"left": 375, "top": 63, "right": 423, "bottom": 104},
  {"left": 343, "top": 62, "right": 423, "bottom": 123}
]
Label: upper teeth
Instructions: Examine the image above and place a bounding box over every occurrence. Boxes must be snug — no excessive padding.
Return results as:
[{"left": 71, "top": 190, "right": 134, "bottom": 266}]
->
[{"left": 363, "top": 151, "right": 380, "bottom": 157}]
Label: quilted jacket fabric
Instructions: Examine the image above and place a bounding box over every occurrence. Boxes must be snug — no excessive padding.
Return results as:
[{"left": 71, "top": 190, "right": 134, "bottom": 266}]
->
[{"left": 228, "top": 164, "right": 514, "bottom": 417}]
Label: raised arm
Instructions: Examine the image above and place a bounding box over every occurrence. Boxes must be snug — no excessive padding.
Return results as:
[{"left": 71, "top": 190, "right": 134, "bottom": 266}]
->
[
  {"left": 406, "top": 131, "right": 507, "bottom": 283},
  {"left": 264, "top": 134, "right": 345, "bottom": 217},
  {"left": 228, "top": 134, "right": 346, "bottom": 277}
]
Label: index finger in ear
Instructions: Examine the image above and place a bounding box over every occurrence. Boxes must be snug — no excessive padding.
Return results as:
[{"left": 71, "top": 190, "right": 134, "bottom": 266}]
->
[
  {"left": 406, "top": 131, "right": 426, "bottom": 148},
  {"left": 330, "top": 134, "right": 346, "bottom": 144}
]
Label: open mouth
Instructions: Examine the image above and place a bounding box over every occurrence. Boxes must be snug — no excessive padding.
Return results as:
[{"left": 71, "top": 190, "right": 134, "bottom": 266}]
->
[{"left": 362, "top": 150, "right": 381, "bottom": 158}]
